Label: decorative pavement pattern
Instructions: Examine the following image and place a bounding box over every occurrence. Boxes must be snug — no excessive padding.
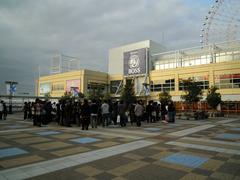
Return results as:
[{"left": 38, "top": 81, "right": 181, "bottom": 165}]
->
[{"left": 0, "top": 114, "right": 239, "bottom": 179}]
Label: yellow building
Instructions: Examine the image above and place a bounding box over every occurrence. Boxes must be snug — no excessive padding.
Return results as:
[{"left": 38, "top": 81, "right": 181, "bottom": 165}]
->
[
  {"left": 108, "top": 40, "right": 240, "bottom": 102},
  {"left": 38, "top": 69, "right": 108, "bottom": 97},
  {"left": 38, "top": 40, "right": 240, "bottom": 105}
]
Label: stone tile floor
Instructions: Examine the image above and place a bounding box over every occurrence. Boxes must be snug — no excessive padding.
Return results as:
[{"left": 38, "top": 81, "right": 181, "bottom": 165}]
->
[{"left": 0, "top": 113, "right": 239, "bottom": 179}]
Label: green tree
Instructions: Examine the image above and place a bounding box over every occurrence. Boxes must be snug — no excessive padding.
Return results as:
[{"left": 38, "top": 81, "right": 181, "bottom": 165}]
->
[
  {"left": 181, "top": 78, "right": 203, "bottom": 111},
  {"left": 87, "top": 87, "right": 104, "bottom": 101},
  {"left": 103, "top": 92, "right": 111, "bottom": 101},
  {"left": 206, "top": 86, "right": 221, "bottom": 111},
  {"left": 61, "top": 91, "right": 72, "bottom": 101},
  {"left": 159, "top": 91, "right": 172, "bottom": 106},
  {"left": 120, "top": 81, "right": 136, "bottom": 104},
  {"left": 44, "top": 92, "right": 51, "bottom": 101},
  {"left": 44, "top": 92, "right": 51, "bottom": 98},
  {"left": 77, "top": 92, "right": 85, "bottom": 99}
]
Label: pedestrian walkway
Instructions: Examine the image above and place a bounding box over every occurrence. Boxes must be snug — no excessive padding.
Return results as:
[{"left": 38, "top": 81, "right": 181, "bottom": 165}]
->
[{"left": 0, "top": 114, "right": 240, "bottom": 179}]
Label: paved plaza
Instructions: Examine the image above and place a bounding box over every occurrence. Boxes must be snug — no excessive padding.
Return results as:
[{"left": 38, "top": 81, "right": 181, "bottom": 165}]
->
[{"left": 0, "top": 114, "right": 240, "bottom": 180}]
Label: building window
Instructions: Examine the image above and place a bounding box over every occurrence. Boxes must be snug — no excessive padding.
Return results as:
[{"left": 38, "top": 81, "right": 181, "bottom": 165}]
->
[
  {"left": 215, "top": 73, "right": 240, "bottom": 89},
  {"left": 179, "top": 76, "right": 209, "bottom": 91},
  {"left": 151, "top": 79, "right": 175, "bottom": 92},
  {"left": 110, "top": 80, "right": 122, "bottom": 94},
  {"left": 52, "top": 84, "right": 64, "bottom": 91},
  {"left": 87, "top": 82, "right": 107, "bottom": 94}
]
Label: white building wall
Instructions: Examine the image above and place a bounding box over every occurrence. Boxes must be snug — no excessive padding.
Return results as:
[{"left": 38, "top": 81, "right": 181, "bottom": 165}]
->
[{"left": 108, "top": 40, "right": 165, "bottom": 75}]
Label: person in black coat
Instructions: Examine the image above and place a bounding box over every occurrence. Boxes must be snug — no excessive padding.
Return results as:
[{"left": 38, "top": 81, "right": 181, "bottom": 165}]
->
[
  {"left": 168, "top": 101, "right": 176, "bottom": 123},
  {"left": 3, "top": 102, "right": 7, "bottom": 120},
  {"left": 81, "top": 99, "right": 91, "bottom": 130}
]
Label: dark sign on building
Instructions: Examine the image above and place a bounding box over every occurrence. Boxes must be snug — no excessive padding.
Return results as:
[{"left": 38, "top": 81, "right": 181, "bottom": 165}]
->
[{"left": 123, "top": 48, "right": 148, "bottom": 76}]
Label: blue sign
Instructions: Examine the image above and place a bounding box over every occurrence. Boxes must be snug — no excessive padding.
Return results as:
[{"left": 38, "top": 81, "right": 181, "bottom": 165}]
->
[{"left": 10, "top": 84, "right": 17, "bottom": 93}]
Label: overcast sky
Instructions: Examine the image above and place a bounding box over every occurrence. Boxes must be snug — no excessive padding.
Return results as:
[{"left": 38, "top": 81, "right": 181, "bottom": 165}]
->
[{"left": 0, "top": 0, "right": 212, "bottom": 95}]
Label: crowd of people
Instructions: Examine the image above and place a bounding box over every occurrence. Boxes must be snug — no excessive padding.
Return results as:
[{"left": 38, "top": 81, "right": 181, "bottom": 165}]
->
[{"left": 23, "top": 98, "right": 176, "bottom": 129}]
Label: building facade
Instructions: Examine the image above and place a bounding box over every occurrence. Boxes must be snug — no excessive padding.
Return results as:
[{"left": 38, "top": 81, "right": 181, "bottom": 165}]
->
[
  {"left": 38, "top": 40, "right": 240, "bottom": 107},
  {"left": 108, "top": 40, "right": 240, "bottom": 103},
  {"left": 38, "top": 69, "right": 108, "bottom": 97}
]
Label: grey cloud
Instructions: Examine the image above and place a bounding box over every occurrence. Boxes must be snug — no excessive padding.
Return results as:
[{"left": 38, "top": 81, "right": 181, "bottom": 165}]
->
[{"left": 0, "top": 0, "right": 211, "bottom": 95}]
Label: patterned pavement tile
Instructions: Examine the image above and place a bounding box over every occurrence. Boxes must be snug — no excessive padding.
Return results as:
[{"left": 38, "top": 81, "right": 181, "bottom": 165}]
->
[
  {"left": 230, "top": 128, "right": 240, "bottom": 131},
  {"left": 122, "top": 153, "right": 144, "bottom": 160},
  {"left": 27, "top": 168, "right": 88, "bottom": 180},
  {"left": 31, "top": 141, "right": 72, "bottom": 150},
  {"left": 180, "top": 173, "right": 208, "bottom": 180},
  {"left": 14, "top": 137, "right": 51, "bottom": 144},
  {"left": 227, "top": 158, "right": 240, "bottom": 164},
  {"left": 5, "top": 133, "right": 34, "bottom": 139},
  {"left": 93, "top": 172, "right": 117, "bottom": 180},
  {"left": 36, "top": 131, "right": 62, "bottom": 136},
  {"left": 70, "top": 137, "right": 101, "bottom": 144},
  {"left": 84, "top": 178, "right": 97, "bottom": 180},
  {"left": 217, "top": 162, "right": 240, "bottom": 175},
  {"left": 0, "top": 114, "right": 239, "bottom": 179},
  {"left": 0, "top": 142, "right": 10, "bottom": 148},
  {"left": 90, "top": 156, "right": 134, "bottom": 171},
  {"left": 51, "top": 146, "right": 90, "bottom": 156},
  {"left": 112, "top": 177, "right": 128, "bottom": 180},
  {"left": 216, "top": 133, "right": 240, "bottom": 140},
  {"left": 210, "top": 172, "right": 235, "bottom": 180},
  {"left": 233, "top": 176, "right": 240, "bottom": 180},
  {"left": 150, "top": 151, "right": 173, "bottom": 160},
  {"left": 0, "top": 155, "right": 44, "bottom": 168},
  {"left": 199, "top": 159, "right": 224, "bottom": 171},
  {"left": 133, "top": 147, "right": 160, "bottom": 157},
  {"left": 154, "top": 159, "right": 194, "bottom": 173},
  {"left": 93, "top": 141, "right": 119, "bottom": 148},
  {"left": 75, "top": 165, "right": 102, "bottom": 176},
  {"left": 51, "top": 133, "right": 80, "bottom": 139},
  {"left": 144, "top": 128, "right": 161, "bottom": 132},
  {"left": 160, "top": 153, "right": 209, "bottom": 168},
  {"left": 124, "top": 164, "right": 186, "bottom": 180},
  {"left": 0, "top": 147, "right": 28, "bottom": 158},
  {"left": 108, "top": 161, "right": 149, "bottom": 176},
  {"left": 191, "top": 168, "right": 213, "bottom": 176}
]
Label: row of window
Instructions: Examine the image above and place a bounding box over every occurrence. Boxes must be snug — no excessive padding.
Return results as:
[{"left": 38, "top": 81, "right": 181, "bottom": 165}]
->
[
  {"left": 150, "top": 79, "right": 175, "bottom": 92},
  {"left": 52, "top": 84, "right": 64, "bottom": 91},
  {"left": 109, "top": 73, "right": 240, "bottom": 93},
  {"left": 154, "top": 51, "right": 240, "bottom": 70},
  {"left": 215, "top": 73, "right": 240, "bottom": 89}
]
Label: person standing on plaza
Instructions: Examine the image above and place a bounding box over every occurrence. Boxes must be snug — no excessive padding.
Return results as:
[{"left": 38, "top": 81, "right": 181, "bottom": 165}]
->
[
  {"left": 146, "top": 101, "right": 153, "bottom": 123},
  {"left": 60, "top": 101, "right": 66, "bottom": 126},
  {"left": 31, "top": 102, "right": 36, "bottom": 126},
  {"left": 81, "top": 99, "right": 91, "bottom": 130},
  {"left": 161, "top": 103, "right": 168, "bottom": 121},
  {"left": 152, "top": 102, "right": 158, "bottom": 123},
  {"left": 134, "top": 100, "right": 144, "bottom": 127},
  {"left": 112, "top": 101, "right": 118, "bottom": 125},
  {"left": 23, "top": 102, "right": 28, "bottom": 120},
  {"left": 168, "top": 101, "right": 176, "bottom": 123},
  {"left": 27, "top": 102, "right": 32, "bottom": 119},
  {"left": 34, "top": 99, "right": 42, "bottom": 127},
  {"left": 90, "top": 99, "right": 98, "bottom": 128},
  {"left": 118, "top": 100, "right": 127, "bottom": 127},
  {"left": 101, "top": 100, "right": 110, "bottom": 127},
  {"left": 64, "top": 100, "right": 72, "bottom": 127},
  {"left": 3, "top": 102, "right": 7, "bottom": 120},
  {"left": 0, "top": 101, "right": 3, "bottom": 120},
  {"left": 129, "top": 102, "right": 136, "bottom": 125}
]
